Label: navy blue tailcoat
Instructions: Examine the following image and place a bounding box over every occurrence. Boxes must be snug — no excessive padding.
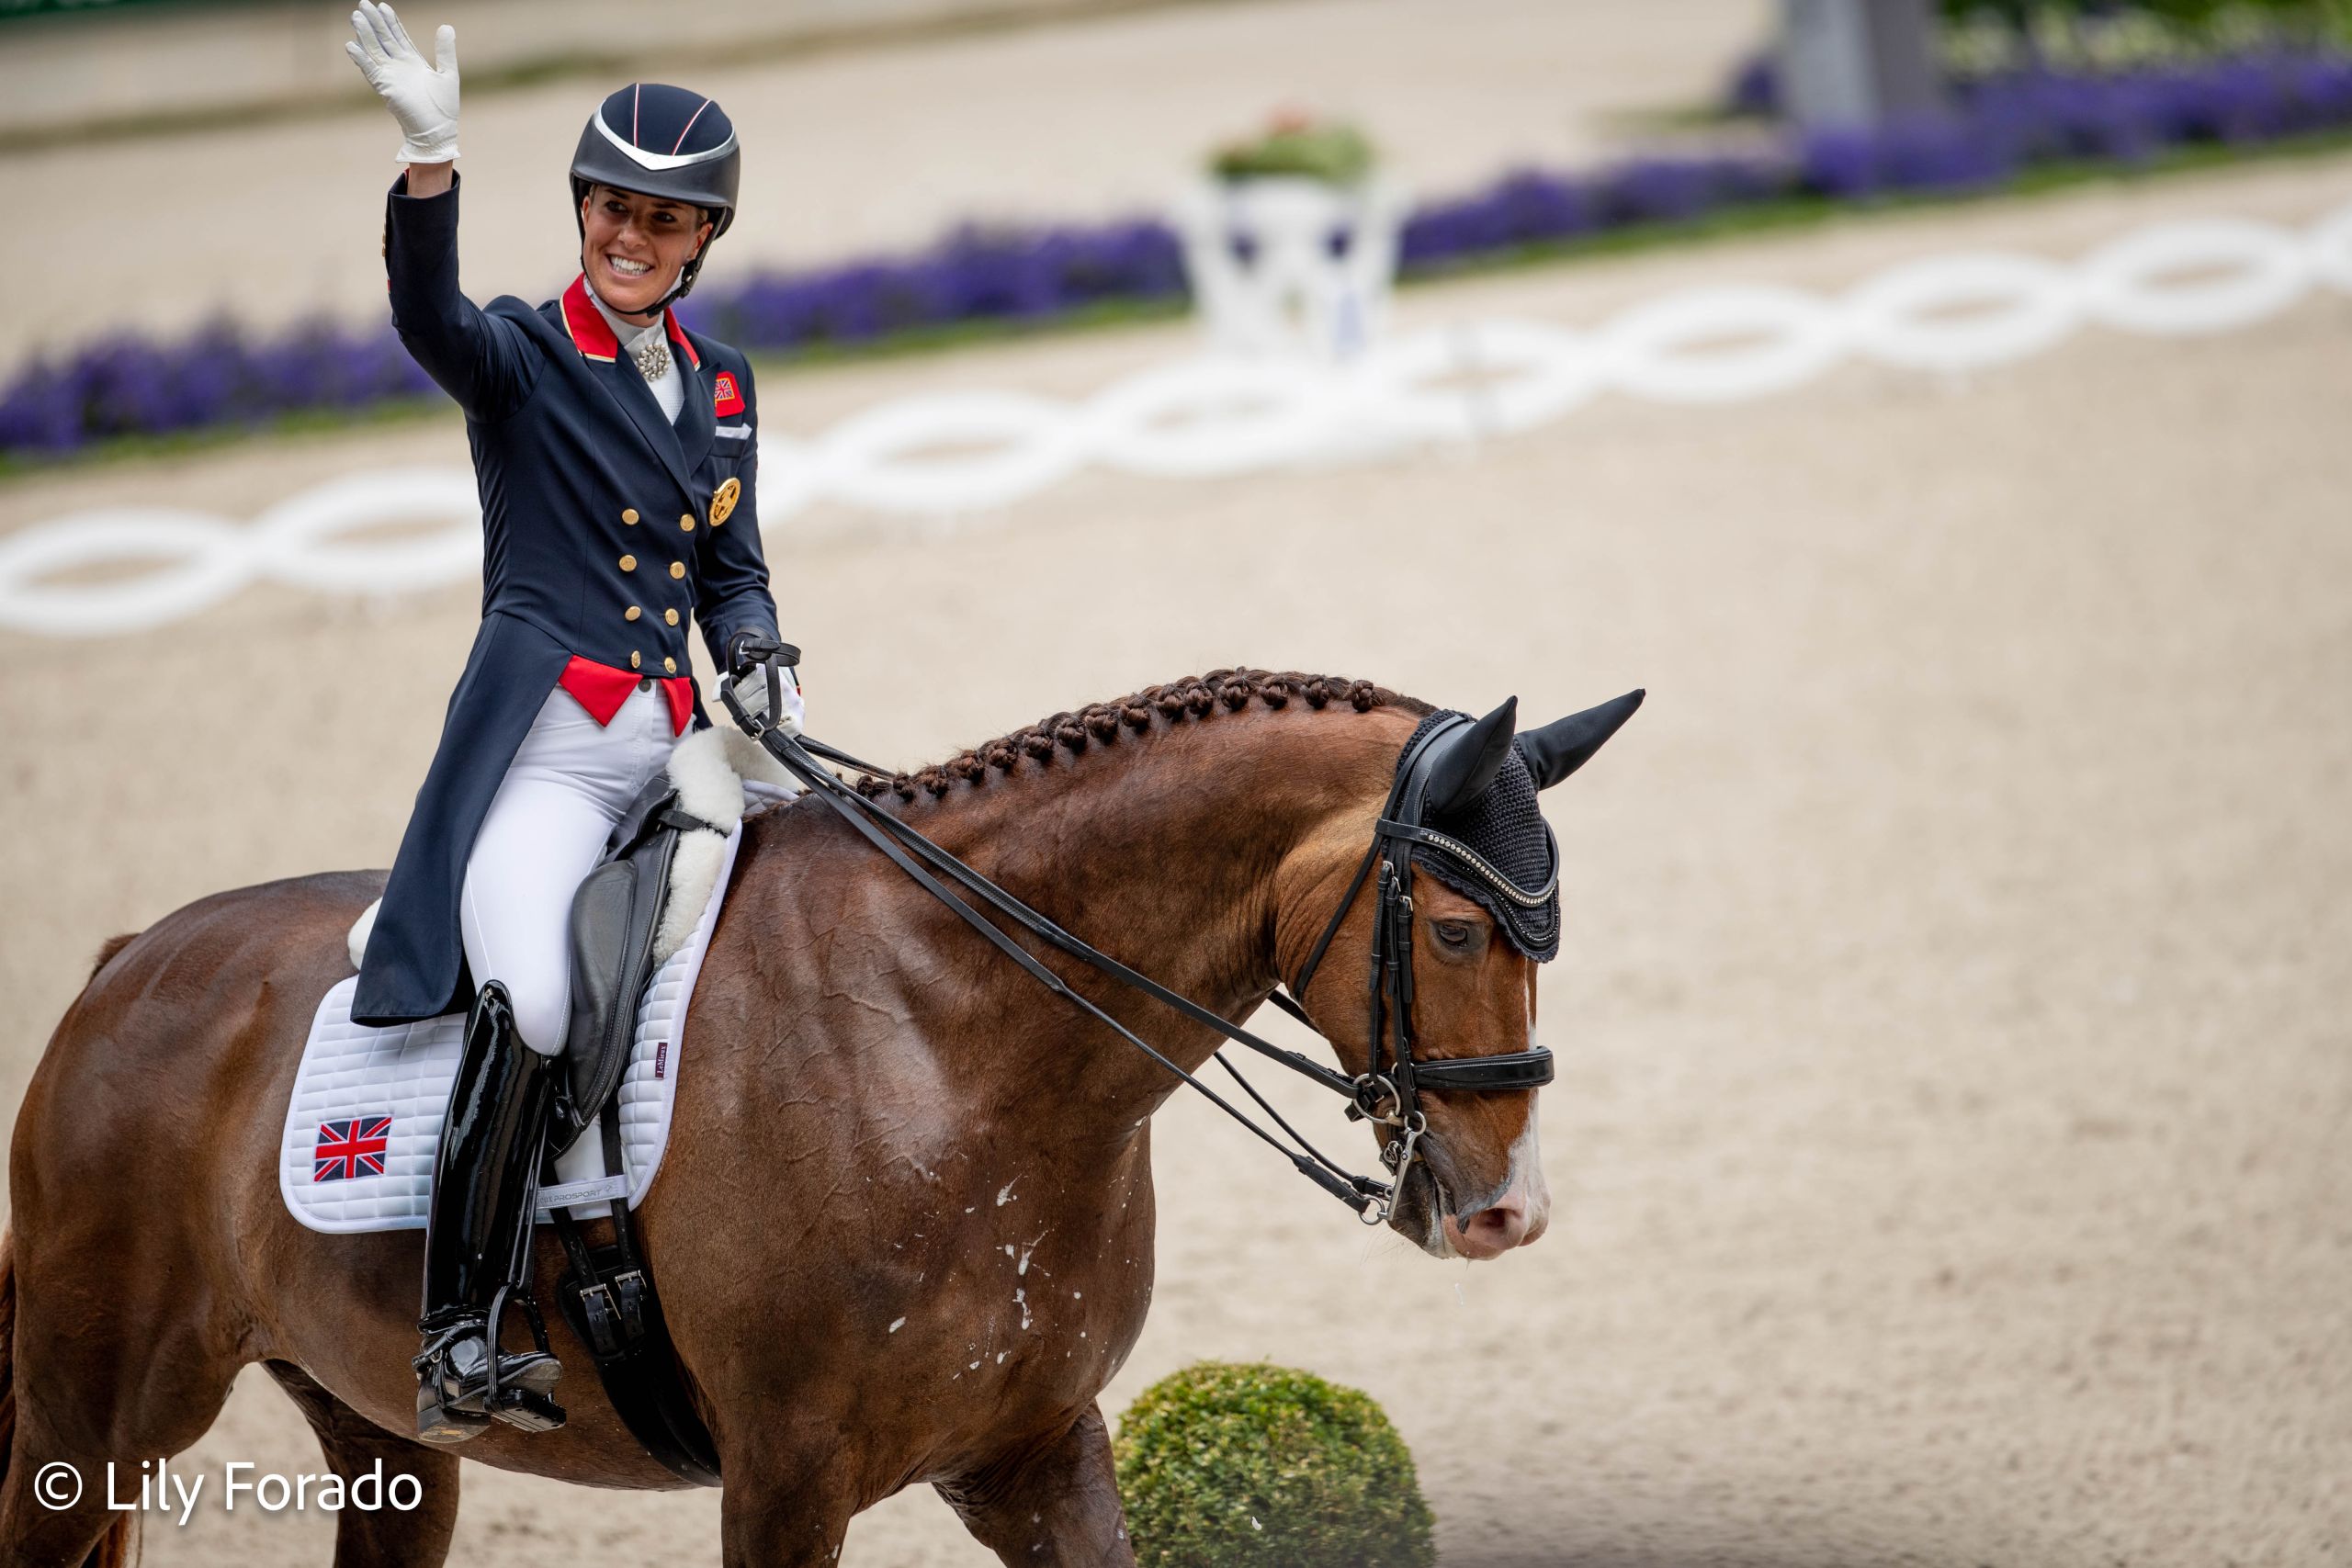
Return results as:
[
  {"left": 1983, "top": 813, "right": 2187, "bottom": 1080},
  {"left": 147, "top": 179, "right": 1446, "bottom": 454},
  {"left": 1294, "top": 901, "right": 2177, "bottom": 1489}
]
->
[{"left": 354, "top": 172, "right": 779, "bottom": 1026}]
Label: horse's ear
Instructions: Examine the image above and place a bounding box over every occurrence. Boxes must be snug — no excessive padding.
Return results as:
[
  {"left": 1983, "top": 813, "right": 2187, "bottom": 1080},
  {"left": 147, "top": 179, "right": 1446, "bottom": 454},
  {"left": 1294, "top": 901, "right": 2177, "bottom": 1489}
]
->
[
  {"left": 1423, "top": 696, "right": 1518, "bottom": 817},
  {"left": 1513, "top": 689, "right": 1645, "bottom": 789}
]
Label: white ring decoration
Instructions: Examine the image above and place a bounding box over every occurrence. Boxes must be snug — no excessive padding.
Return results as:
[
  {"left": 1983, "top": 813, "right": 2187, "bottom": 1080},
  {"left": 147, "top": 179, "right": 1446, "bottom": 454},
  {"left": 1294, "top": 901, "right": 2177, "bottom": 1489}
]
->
[
  {"left": 1354, "top": 321, "right": 1603, "bottom": 444},
  {"left": 1085, "top": 358, "right": 1337, "bottom": 478},
  {"left": 1845, "top": 253, "right": 2079, "bottom": 373},
  {"left": 749, "top": 432, "right": 825, "bottom": 527},
  {"left": 1600, "top": 286, "right": 1848, "bottom": 404},
  {"left": 250, "top": 469, "right": 482, "bottom": 593},
  {"left": 2305, "top": 200, "right": 2352, "bottom": 294},
  {"left": 2077, "top": 219, "right": 2310, "bottom": 336},
  {"left": 5, "top": 201, "right": 2344, "bottom": 637},
  {"left": 0, "top": 511, "right": 252, "bottom": 637},
  {"left": 817, "top": 391, "right": 1082, "bottom": 515}
]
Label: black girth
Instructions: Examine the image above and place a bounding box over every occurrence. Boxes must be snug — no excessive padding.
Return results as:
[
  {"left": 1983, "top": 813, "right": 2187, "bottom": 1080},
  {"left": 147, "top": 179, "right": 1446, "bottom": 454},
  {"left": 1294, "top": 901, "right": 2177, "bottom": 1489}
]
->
[{"left": 723, "top": 658, "right": 1554, "bottom": 1226}]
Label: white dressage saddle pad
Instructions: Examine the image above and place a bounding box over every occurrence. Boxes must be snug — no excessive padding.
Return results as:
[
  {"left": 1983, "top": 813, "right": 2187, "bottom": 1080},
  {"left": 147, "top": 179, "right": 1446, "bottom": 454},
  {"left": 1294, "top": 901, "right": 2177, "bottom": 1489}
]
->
[{"left": 279, "top": 825, "right": 741, "bottom": 1234}]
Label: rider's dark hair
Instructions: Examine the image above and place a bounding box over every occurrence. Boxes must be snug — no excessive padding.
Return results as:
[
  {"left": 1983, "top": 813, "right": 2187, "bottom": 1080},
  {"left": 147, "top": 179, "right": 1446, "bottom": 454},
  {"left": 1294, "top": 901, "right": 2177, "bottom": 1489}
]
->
[{"left": 854, "top": 669, "right": 1427, "bottom": 803}]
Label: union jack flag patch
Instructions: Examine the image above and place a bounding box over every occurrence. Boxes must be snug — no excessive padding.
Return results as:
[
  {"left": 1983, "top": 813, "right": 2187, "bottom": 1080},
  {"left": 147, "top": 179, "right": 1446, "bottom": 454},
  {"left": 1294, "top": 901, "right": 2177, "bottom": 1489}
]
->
[
  {"left": 712, "top": 371, "right": 744, "bottom": 417},
  {"left": 314, "top": 1114, "right": 392, "bottom": 1182}
]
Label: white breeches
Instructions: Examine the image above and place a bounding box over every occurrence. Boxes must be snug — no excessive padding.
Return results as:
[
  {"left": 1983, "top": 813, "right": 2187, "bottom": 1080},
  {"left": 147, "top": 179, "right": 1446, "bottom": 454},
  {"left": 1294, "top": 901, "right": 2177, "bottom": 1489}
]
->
[{"left": 462, "top": 682, "right": 682, "bottom": 1055}]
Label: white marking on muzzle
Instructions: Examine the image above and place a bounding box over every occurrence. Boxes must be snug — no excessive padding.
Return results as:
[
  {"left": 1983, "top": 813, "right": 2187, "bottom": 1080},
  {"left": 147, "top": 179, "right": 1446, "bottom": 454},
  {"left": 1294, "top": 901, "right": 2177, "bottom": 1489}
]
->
[{"left": 1504, "top": 1100, "right": 1550, "bottom": 1234}]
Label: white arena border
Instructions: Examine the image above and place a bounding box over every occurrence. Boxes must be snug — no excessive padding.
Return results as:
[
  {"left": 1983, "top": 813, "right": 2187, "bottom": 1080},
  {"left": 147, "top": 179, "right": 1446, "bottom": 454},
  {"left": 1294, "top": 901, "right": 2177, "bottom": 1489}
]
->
[{"left": 6, "top": 204, "right": 2351, "bottom": 638}]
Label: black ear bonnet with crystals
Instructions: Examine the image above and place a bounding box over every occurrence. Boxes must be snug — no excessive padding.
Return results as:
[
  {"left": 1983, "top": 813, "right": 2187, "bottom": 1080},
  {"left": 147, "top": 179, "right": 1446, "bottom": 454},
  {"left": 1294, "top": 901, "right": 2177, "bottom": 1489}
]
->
[
  {"left": 1397, "top": 689, "right": 1645, "bottom": 962},
  {"left": 1403, "top": 710, "right": 1563, "bottom": 959}
]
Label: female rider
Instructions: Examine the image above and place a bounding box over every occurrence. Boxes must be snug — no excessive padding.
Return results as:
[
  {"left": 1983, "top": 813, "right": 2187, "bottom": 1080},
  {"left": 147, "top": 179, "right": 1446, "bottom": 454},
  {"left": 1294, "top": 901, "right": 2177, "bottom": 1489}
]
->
[{"left": 344, "top": 2, "right": 797, "bottom": 1443}]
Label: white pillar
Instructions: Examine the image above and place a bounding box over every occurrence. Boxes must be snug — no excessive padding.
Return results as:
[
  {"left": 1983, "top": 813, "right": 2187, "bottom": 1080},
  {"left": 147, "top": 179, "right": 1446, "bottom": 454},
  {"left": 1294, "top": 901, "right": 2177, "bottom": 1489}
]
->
[{"left": 1779, "top": 0, "right": 1945, "bottom": 127}]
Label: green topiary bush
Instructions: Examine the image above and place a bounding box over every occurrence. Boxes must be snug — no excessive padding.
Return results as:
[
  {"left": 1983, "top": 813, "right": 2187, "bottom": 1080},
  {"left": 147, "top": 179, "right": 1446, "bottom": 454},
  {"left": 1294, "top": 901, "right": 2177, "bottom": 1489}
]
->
[
  {"left": 1113, "top": 1360, "right": 1436, "bottom": 1568},
  {"left": 1207, "top": 114, "right": 1377, "bottom": 186}
]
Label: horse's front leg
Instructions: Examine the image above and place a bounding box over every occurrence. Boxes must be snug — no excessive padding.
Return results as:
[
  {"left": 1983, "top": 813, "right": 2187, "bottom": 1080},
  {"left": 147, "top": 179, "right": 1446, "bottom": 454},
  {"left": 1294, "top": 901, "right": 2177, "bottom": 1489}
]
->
[
  {"left": 718, "top": 1454, "right": 859, "bottom": 1568},
  {"left": 936, "top": 1402, "right": 1136, "bottom": 1568}
]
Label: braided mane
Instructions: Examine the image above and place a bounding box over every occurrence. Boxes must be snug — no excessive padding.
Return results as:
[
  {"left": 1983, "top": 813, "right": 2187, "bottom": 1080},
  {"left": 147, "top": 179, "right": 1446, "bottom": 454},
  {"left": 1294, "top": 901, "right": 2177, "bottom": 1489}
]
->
[{"left": 853, "top": 668, "right": 1429, "bottom": 804}]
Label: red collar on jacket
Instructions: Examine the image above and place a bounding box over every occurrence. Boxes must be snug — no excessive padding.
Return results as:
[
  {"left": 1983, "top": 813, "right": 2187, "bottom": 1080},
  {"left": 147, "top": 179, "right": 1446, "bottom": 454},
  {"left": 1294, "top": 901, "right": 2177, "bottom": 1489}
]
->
[{"left": 560, "top": 275, "right": 701, "bottom": 370}]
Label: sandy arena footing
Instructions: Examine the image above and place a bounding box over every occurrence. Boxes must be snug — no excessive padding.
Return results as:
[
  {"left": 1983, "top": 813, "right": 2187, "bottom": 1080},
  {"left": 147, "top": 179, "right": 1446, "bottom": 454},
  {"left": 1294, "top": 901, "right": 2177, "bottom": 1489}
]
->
[{"left": 1, "top": 143, "right": 2347, "bottom": 1568}]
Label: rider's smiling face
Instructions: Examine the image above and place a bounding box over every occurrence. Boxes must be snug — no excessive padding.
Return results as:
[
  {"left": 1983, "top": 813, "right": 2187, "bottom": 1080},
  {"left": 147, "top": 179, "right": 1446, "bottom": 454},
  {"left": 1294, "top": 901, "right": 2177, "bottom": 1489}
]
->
[{"left": 581, "top": 184, "right": 714, "bottom": 320}]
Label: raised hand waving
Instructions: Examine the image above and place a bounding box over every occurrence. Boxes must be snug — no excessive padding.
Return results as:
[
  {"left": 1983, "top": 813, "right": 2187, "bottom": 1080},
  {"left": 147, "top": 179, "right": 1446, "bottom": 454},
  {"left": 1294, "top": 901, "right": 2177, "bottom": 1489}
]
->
[{"left": 345, "top": 0, "right": 460, "bottom": 164}]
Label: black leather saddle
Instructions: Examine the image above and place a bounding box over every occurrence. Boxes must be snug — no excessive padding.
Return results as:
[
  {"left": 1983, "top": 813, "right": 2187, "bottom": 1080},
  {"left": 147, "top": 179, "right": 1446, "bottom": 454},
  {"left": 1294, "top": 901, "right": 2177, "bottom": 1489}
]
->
[
  {"left": 542, "top": 766, "right": 730, "bottom": 1486},
  {"left": 551, "top": 773, "right": 721, "bottom": 1157}
]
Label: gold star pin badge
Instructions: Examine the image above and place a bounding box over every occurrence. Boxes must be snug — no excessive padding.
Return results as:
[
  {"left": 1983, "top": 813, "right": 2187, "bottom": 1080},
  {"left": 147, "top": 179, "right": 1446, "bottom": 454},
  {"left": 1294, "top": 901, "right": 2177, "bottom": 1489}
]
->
[{"left": 709, "top": 476, "right": 741, "bottom": 526}]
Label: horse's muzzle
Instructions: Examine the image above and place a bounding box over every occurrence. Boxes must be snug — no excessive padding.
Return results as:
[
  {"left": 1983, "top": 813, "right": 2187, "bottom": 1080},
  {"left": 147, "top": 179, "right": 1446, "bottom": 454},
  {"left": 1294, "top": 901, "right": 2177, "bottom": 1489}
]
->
[
  {"left": 1406, "top": 1129, "right": 1551, "bottom": 1259},
  {"left": 1440, "top": 1178, "right": 1544, "bottom": 1258}
]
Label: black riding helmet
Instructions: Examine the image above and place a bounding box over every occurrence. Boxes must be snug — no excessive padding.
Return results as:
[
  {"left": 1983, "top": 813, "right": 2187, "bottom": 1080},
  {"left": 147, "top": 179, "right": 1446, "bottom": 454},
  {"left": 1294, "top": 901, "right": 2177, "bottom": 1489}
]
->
[{"left": 570, "top": 83, "right": 741, "bottom": 310}]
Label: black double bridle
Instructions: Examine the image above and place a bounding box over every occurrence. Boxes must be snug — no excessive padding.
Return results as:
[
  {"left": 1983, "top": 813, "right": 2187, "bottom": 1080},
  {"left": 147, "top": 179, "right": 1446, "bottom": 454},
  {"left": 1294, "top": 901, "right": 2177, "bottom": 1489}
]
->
[
  {"left": 1279, "top": 711, "right": 1558, "bottom": 1190},
  {"left": 723, "top": 657, "right": 1554, "bottom": 1227}
]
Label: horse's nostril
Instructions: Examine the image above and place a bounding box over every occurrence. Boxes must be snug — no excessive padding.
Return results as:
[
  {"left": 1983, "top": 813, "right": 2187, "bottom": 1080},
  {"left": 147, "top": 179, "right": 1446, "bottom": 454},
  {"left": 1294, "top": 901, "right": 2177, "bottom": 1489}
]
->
[{"left": 1446, "top": 1190, "right": 1533, "bottom": 1258}]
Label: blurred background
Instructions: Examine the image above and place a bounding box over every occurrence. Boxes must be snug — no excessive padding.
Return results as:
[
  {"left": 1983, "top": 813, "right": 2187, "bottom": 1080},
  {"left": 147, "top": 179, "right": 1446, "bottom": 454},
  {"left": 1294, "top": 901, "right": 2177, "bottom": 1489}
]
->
[{"left": 2, "top": 0, "right": 2347, "bottom": 1562}]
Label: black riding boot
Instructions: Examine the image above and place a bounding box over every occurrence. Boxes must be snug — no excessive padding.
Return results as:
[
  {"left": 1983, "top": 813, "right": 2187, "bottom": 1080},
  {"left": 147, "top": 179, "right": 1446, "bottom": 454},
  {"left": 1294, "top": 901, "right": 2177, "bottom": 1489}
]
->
[{"left": 413, "top": 980, "right": 566, "bottom": 1443}]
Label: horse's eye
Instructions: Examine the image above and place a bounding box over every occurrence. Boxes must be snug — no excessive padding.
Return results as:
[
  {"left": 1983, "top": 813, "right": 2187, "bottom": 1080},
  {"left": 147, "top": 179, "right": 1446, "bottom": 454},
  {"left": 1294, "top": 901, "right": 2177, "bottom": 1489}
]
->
[{"left": 1433, "top": 920, "right": 1472, "bottom": 948}]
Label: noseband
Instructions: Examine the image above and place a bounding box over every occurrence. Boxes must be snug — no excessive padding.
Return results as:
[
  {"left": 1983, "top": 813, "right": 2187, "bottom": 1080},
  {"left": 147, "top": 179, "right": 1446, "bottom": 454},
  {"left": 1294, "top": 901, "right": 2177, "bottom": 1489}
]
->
[
  {"left": 726, "top": 660, "right": 1553, "bottom": 1229},
  {"left": 1272, "top": 712, "right": 1557, "bottom": 1207}
]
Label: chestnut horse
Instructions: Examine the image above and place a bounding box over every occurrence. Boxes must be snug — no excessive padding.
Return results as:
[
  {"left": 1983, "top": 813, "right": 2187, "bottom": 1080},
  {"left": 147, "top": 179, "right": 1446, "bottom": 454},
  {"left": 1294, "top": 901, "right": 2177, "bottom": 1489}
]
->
[{"left": 2, "top": 669, "right": 1595, "bottom": 1568}]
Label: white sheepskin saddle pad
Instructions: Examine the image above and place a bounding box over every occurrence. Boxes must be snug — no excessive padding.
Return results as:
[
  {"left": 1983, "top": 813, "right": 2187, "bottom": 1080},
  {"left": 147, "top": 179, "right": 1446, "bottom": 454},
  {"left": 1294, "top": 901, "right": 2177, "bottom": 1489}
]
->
[{"left": 281, "top": 728, "right": 794, "bottom": 1234}]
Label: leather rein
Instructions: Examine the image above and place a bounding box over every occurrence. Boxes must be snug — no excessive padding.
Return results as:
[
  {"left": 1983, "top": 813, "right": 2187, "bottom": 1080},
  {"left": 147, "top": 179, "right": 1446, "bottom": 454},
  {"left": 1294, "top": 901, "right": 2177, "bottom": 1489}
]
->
[{"left": 722, "top": 656, "right": 1554, "bottom": 1227}]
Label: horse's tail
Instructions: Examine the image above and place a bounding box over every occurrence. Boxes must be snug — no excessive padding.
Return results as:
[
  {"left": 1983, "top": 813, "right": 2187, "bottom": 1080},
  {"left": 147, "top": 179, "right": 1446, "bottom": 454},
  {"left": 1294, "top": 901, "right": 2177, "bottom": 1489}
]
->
[{"left": 0, "top": 1232, "right": 138, "bottom": 1568}]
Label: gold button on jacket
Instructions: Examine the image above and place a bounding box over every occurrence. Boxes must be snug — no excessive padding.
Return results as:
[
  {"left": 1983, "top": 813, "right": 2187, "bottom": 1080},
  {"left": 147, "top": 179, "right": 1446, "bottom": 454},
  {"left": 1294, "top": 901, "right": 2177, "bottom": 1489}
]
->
[
  {"left": 625, "top": 605, "right": 640, "bottom": 622},
  {"left": 629, "top": 651, "right": 641, "bottom": 669},
  {"left": 663, "top": 657, "right": 678, "bottom": 673},
  {"left": 680, "top": 513, "right": 695, "bottom": 532},
  {"left": 621, "top": 508, "right": 639, "bottom": 525},
  {"left": 669, "top": 561, "right": 686, "bottom": 580},
  {"left": 619, "top": 554, "right": 637, "bottom": 571},
  {"left": 663, "top": 608, "right": 679, "bottom": 626}
]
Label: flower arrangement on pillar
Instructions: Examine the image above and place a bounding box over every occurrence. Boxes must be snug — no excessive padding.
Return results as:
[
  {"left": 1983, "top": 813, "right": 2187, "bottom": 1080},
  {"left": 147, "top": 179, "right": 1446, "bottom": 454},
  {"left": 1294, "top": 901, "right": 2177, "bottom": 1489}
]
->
[{"left": 1172, "top": 109, "right": 1408, "bottom": 363}]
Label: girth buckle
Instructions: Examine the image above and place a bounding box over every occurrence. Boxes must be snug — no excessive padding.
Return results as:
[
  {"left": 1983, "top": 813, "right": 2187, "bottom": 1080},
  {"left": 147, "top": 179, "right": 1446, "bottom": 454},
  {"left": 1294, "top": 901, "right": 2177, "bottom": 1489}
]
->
[
  {"left": 576, "top": 1281, "right": 622, "bottom": 1359},
  {"left": 575, "top": 1269, "right": 650, "bottom": 1359}
]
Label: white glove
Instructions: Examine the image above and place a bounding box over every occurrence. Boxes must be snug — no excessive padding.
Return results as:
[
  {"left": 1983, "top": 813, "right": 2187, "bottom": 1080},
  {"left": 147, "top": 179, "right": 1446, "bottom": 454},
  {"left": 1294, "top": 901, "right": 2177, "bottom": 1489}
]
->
[
  {"left": 345, "top": 1, "right": 460, "bottom": 165},
  {"left": 724, "top": 666, "right": 805, "bottom": 737}
]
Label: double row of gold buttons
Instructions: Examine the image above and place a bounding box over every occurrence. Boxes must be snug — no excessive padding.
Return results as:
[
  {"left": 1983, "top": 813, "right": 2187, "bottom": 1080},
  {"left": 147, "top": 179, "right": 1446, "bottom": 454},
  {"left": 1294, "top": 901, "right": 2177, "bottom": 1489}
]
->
[{"left": 618, "top": 505, "right": 696, "bottom": 672}]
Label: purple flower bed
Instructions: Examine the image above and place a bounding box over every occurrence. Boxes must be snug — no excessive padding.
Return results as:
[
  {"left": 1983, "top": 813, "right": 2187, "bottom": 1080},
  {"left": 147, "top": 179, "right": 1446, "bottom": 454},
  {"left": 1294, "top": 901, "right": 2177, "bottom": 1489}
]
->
[
  {"left": 7, "top": 48, "right": 2351, "bottom": 460},
  {"left": 0, "top": 321, "right": 438, "bottom": 457},
  {"left": 1399, "top": 50, "right": 2352, "bottom": 258},
  {"left": 689, "top": 219, "right": 1186, "bottom": 350},
  {"left": 1732, "top": 48, "right": 2352, "bottom": 182},
  {"left": 0, "top": 222, "right": 1189, "bottom": 460}
]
